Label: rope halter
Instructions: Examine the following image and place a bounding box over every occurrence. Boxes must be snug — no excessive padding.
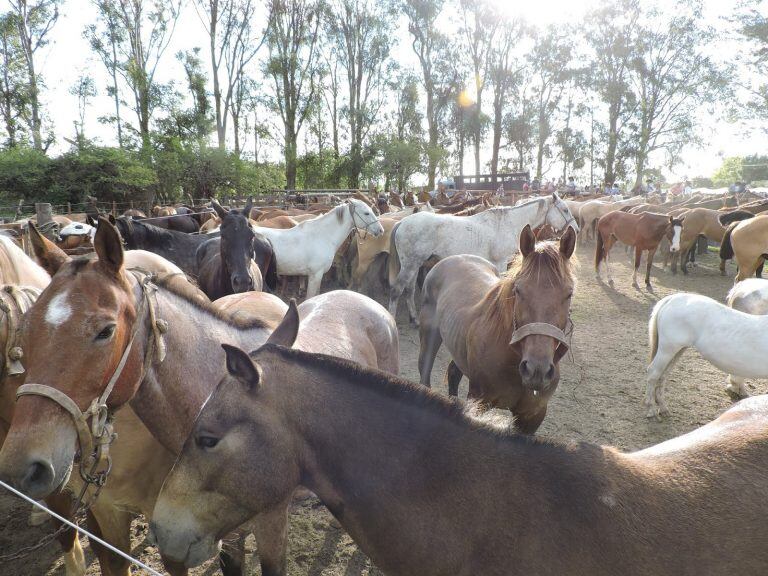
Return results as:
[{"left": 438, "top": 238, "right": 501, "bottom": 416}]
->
[{"left": 508, "top": 295, "right": 574, "bottom": 363}]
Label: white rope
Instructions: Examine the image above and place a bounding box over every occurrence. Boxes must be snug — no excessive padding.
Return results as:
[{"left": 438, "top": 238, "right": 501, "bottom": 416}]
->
[{"left": 0, "top": 479, "right": 164, "bottom": 575}]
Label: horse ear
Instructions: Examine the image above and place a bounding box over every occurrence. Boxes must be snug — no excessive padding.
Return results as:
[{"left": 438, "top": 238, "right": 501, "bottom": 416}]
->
[
  {"left": 211, "top": 199, "right": 228, "bottom": 219},
  {"left": 266, "top": 299, "right": 299, "bottom": 348},
  {"left": 28, "top": 221, "right": 70, "bottom": 275},
  {"left": 560, "top": 226, "right": 577, "bottom": 259},
  {"left": 519, "top": 224, "right": 536, "bottom": 258},
  {"left": 94, "top": 216, "right": 124, "bottom": 276},
  {"left": 242, "top": 197, "right": 254, "bottom": 219},
  {"left": 108, "top": 214, "right": 117, "bottom": 225},
  {"left": 86, "top": 214, "right": 96, "bottom": 227},
  {"left": 222, "top": 343, "right": 261, "bottom": 390}
]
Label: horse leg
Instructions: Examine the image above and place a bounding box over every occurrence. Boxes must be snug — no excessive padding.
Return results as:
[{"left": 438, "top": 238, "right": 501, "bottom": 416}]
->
[
  {"left": 726, "top": 374, "right": 750, "bottom": 399},
  {"left": 646, "top": 346, "right": 683, "bottom": 419},
  {"left": 304, "top": 272, "right": 323, "bottom": 299},
  {"left": 389, "top": 265, "right": 419, "bottom": 323},
  {"left": 445, "top": 360, "right": 463, "bottom": 397},
  {"left": 513, "top": 406, "right": 547, "bottom": 435},
  {"left": 645, "top": 247, "right": 658, "bottom": 289},
  {"left": 405, "top": 278, "right": 419, "bottom": 326},
  {"left": 632, "top": 246, "right": 642, "bottom": 288},
  {"left": 720, "top": 257, "right": 727, "bottom": 276},
  {"left": 86, "top": 505, "right": 134, "bottom": 576},
  {"left": 45, "top": 492, "right": 85, "bottom": 576},
  {"left": 417, "top": 318, "right": 442, "bottom": 388},
  {"left": 251, "top": 502, "right": 291, "bottom": 576},
  {"left": 219, "top": 531, "right": 247, "bottom": 576},
  {"left": 603, "top": 236, "right": 617, "bottom": 286}
]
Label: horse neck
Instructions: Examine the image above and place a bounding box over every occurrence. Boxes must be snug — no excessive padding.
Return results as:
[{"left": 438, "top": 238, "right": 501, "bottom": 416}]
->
[
  {"left": 473, "top": 200, "right": 548, "bottom": 236},
  {"left": 306, "top": 205, "right": 355, "bottom": 247},
  {"left": 130, "top": 286, "right": 271, "bottom": 454},
  {"left": 272, "top": 353, "right": 608, "bottom": 570}
]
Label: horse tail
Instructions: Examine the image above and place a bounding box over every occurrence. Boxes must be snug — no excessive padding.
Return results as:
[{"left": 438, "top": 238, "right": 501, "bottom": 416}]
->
[
  {"left": 264, "top": 241, "right": 279, "bottom": 293},
  {"left": 648, "top": 295, "right": 673, "bottom": 363},
  {"left": 719, "top": 222, "right": 739, "bottom": 261},
  {"left": 388, "top": 222, "right": 402, "bottom": 287},
  {"left": 590, "top": 216, "right": 598, "bottom": 240},
  {"left": 595, "top": 226, "right": 604, "bottom": 270},
  {"left": 719, "top": 210, "right": 754, "bottom": 226}
]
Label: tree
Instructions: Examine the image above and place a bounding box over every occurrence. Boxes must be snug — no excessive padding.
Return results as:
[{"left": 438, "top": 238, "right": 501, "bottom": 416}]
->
[
  {"left": 402, "top": 0, "right": 455, "bottom": 188},
  {"left": 732, "top": 1, "right": 768, "bottom": 123},
  {"left": 489, "top": 18, "right": 524, "bottom": 177},
  {"left": 176, "top": 48, "right": 213, "bottom": 140},
  {"left": 69, "top": 74, "right": 96, "bottom": 150},
  {"left": 528, "top": 26, "right": 575, "bottom": 180},
  {"left": 264, "top": 0, "right": 321, "bottom": 189},
  {"left": 0, "top": 13, "right": 28, "bottom": 148},
  {"left": 459, "top": 0, "right": 499, "bottom": 176},
  {"left": 325, "top": 0, "right": 395, "bottom": 187},
  {"left": 504, "top": 75, "right": 536, "bottom": 172},
  {"left": 9, "top": 0, "right": 60, "bottom": 150},
  {"left": 585, "top": 0, "right": 639, "bottom": 186},
  {"left": 194, "top": 0, "right": 267, "bottom": 149},
  {"left": 86, "top": 0, "right": 126, "bottom": 148},
  {"left": 629, "top": 2, "right": 726, "bottom": 188},
  {"left": 378, "top": 75, "right": 423, "bottom": 192}
]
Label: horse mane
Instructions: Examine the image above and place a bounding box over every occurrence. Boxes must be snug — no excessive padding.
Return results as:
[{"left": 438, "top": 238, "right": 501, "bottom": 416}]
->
[
  {"left": 152, "top": 274, "right": 271, "bottom": 330},
  {"left": 118, "top": 218, "right": 181, "bottom": 247},
  {"left": 259, "top": 343, "right": 559, "bottom": 443},
  {"left": 0, "top": 235, "right": 50, "bottom": 286},
  {"left": 480, "top": 241, "right": 574, "bottom": 340}
]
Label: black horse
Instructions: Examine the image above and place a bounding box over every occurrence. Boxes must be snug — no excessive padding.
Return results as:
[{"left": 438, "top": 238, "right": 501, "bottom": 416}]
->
[{"left": 196, "top": 199, "right": 275, "bottom": 299}]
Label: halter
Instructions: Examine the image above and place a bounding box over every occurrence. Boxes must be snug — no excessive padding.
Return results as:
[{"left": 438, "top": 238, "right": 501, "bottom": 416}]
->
[
  {"left": 508, "top": 296, "right": 574, "bottom": 363},
  {"left": 350, "top": 203, "right": 380, "bottom": 240},
  {"left": 547, "top": 198, "right": 577, "bottom": 232},
  {"left": 15, "top": 270, "right": 168, "bottom": 494}
]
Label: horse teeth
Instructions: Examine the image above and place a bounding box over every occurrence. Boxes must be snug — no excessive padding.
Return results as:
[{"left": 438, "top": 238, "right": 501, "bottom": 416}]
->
[{"left": 533, "top": 390, "right": 539, "bottom": 396}]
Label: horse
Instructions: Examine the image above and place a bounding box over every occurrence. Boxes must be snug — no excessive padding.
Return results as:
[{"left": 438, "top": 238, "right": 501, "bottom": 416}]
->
[
  {"left": 255, "top": 199, "right": 383, "bottom": 298},
  {"left": 151, "top": 342, "right": 768, "bottom": 576},
  {"left": 57, "top": 221, "right": 96, "bottom": 251},
  {"left": 0, "top": 235, "right": 51, "bottom": 289},
  {"left": 645, "top": 291, "right": 768, "bottom": 418},
  {"left": 595, "top": 212, "right": 683, "bottom": 289},
  {"left": 0, "top": 217, "right": 398, "bottom": 576},
  {"left": 258, "top": 215, "right": 298, "bottom": 229},
  {"left": 418, "top": 225, "right": 576, "bottom": 433},
  {"left": 349, "top": 217, "right": 397, "bottom": 292},
  {"left": 122, "top": 208, "right": 147, "bottom": 218},
  {"left": 727, "top": 278, "right": 768, "bottom": 315},
  {"left": 388, "top": 193, "right": 577, "bottom": 324},
  {"left": 578, "top": 196, "right": 646, "bottom": 242},
  {"left": 719, "top": 215, "right": 768, "bottom": 281},
  {"left": 667, "top": 208, "right": 727, "bottom": 275},
  {"left": 196, "top": 199, "right": 265, "bottom": 300},
  {"left": 213, "top": 292, "right": 288, "bottom": 328}
]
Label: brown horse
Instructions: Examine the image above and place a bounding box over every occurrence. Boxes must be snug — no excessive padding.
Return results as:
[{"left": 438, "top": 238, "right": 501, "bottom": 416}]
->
[
  {"left": 151, "top": 345, "right": 768, "bottom": 575},
  {"left": 0, "top": 218, "right": 398, "bottom": 576},
  {"left": 720, "top": 215, "right": 768, "bottom": 281},
  {"left": 258, "top": 215, "right": 298, "bottom": 229},
  {"left": 666, "top": 207, "right": 727, "bottom": 275},
  {"left": 418, "top": 225, "right": 576, "bottom": 433},
  {"left": 595, "top": 211, "right": 684, "bottom": 289}
]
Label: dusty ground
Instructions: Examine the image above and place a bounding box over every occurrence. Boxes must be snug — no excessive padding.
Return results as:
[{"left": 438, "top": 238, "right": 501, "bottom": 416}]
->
[{"left": 0, "top": 242, "right": 757, "bottom": 575}]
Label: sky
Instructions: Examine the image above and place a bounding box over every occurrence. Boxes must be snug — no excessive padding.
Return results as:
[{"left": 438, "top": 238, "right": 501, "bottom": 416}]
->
[{"left": 18, "top": 0, "right": 768, "bottom": 185}]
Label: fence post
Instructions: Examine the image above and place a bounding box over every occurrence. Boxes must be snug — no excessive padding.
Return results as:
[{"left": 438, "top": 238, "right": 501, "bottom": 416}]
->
[
  {"left": 35, "top": 203, "right": 53, "bottom": 226},
  {"left": 67, "top": 202, "right": 71, "bottom": 215}
]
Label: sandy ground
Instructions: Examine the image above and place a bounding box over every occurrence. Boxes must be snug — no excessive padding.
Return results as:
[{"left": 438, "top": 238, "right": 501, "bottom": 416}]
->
[{"left": 0, "top": 242, "right": 756, "bottom": 575}]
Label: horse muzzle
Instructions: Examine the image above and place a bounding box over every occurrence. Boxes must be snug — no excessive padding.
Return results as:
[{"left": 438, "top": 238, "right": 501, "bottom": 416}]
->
[
  {"left": 518, "top": 359, "right": 556, "bottom": 393},
  {"left": 231, "top": 273, "right": 254, "bottom": 293},
  {"left": 149, "top": 515, "right": 220, "bottom": 568}
]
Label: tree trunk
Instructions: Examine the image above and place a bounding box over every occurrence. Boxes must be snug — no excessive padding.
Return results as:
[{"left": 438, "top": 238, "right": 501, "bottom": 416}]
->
[
  {"left": 232, "top": 112, "right": 240, "bottom": 158},
  {"left": 426, "top": 89, "right": 437, "bottom": 189},
  {"left": 474, "top": 90, "right": 482, "bottom": 175},
  {"left": 209, "top": 0, "right": 225, "bottom": 149},
  {"left": 285, "top": 127, "right": 297, "bottom": 189},
  {"left": 604, "top": 101, "right": 620, "bottom": 185},
  {"left": 491, "top": 93, "right": 502, "bottom": 177}
]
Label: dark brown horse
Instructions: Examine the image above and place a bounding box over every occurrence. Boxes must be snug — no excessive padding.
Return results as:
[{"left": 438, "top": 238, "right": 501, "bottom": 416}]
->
[
  {"left": 151, "top": 341, "right": 768, "bottom": 575},
  {"left": 595, "top": 211, "right": 683, "bottom": 289},
  {"left": 418, "top": 225, "right": 576, "bottom": 433},
  {"left": 196, "top": 199, "right": 264, "bottom": 299}
]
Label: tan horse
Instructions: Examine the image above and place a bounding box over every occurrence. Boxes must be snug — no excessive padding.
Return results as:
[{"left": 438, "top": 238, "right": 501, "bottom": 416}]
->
[
  {"left": 213, "top": 292, "right": 288, "bottom": 328},
  {"left": 720, "top": 215, "right": 768, "bottom": 281},
  {"left": 258, "top": 215, "right": 298, "bottom": 229},
  {"left": 668, "top": 208, "right": 727, "bottom": 275},
  {"left": 418, "top": 225, "right": 576, "bottom": 433},
  {"left": 0, "top": 235, "right": 51, "bottom": 288},
  {"left": 349, "top": 217, "right": 397, "bottom": 291},
  {"left": 152, "top": 344, "right": 768, "bottom": 575},
  {"left": 0, "top": 218, "right": 398, "bottom": 576}
]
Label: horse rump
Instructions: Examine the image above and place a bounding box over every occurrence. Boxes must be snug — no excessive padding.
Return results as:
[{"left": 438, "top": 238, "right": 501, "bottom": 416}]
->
[{"left": 719, "top": 222, "right": 739, "bottom": 261}]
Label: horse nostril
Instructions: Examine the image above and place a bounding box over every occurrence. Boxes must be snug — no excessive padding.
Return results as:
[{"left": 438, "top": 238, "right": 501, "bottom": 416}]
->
[
  {"left": 21, "top": 459, "right": 55, "bottom": 496},
  {"left": 519, "top": 360, "right": 530, "bottom": 378},
  {"left": 545, "top": 364, "right": 555, "bottom": 380}
]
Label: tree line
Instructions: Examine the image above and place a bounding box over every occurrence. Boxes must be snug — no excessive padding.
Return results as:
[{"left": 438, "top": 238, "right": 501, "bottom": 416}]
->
[{"left": 0, "top": 0, "right": 765, "bottom": 206}]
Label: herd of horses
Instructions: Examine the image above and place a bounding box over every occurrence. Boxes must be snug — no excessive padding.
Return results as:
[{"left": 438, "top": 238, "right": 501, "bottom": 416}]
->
[{"left": 0, "top": 188, "right": 767, "bottom": 575}]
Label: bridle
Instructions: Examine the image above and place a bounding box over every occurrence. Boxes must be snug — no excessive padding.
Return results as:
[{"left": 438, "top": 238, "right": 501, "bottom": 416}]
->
[
  {"left": 508, "top": 294, "right": 574, "bottom": 363},
  {"left": 0, "top": 286, "right": 42, "bottom": 381},
  {"left": 547, "top": 198, "right": 578, "bottom": 232},
  {"left": 15, "top": 270, "right": 168, "bottom": 502},
  {"left": 350, "top": 203, "right": 380, "bottom": 240}
]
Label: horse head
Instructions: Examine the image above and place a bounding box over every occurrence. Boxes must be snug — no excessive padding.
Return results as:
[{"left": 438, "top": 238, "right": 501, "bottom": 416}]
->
[
  {"left": 546, "top": 192, "right": 579, "bottom": 233},
  {"left": 668, "top": 216, "right": 685, "bottom": 253},
  {"left": 218, "top": 198, "right": 257, "bottom": 293},
  {"left": 348, "top": 199, "right": 384, "bottom": 237}
]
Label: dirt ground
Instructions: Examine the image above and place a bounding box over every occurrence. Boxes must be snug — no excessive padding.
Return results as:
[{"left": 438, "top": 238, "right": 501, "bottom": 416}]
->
[{"left": 0, "top": 242, "right": 756, "bottom": 575}]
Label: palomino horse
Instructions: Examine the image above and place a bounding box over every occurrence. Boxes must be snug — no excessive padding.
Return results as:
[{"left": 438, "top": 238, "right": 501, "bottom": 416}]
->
[
  {"left": 418, "top": 225, "right": 576, "bottom": 433},
  {"left": 667, "top": 208, "right": 727, "bottom": 275},
  {"left": 389, "top": 193, "right": 577, "bottom": 324},
  {"left": 196, "top": 199, "right": 265, "bottom": 299},
  {"left": 0, "top": 235, "right": 51, "bottom": 288},
  {"left": 255, "top": 199, "right": 383, "bottom": 298},
  {"left": 213, "top": 292, "right": 288, "bottom": 328},
  {"left": 151, "top": 343, "right": 768, "bottom": 575},
  {"left": 595, "top": 212, "right": 683, "bottom": 289},
  {"left": 646, "top": 292, "right": 768, "bottom": 418},
  {"left": 720, "top": 215, "right": 768, "bottom": 281},
  {"left": 0, "top": 218, "right": 398, "bottom": 576},
  {"left": 349, "top": 217, "right": 397, "bottom": 292}
]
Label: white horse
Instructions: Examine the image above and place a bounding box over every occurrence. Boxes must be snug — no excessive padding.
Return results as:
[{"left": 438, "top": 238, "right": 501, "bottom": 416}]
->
[
  {"left": 388, "top": 192, "right": 578, "bottom": 323},
  {"left": 255, "top": 198, "right": 383, "bottom": 298},
  {"left": 727, "top": 278, "right": 768, "bottom": 315},
  {"left": 646, "top": 292, "right": 768, "bottom": 418}
]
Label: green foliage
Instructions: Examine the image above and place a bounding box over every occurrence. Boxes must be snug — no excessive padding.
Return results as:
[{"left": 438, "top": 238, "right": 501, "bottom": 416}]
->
[
  {"left": 0, "top": 147, "right": 52, "bottom": 202},
  {"left": 712, "top": 157, "right": 743, "bottom": 186}
]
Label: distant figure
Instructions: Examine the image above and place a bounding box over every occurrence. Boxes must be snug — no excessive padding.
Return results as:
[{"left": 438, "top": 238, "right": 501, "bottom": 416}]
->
[
  {"left": 566, "top": 176, "right": 577, "bottom": 196},
  {"left": 523, "top": 181, "right": 530, "bottom": 192},
  {"left": 645, "top": 179, "right": 656, "bottom": 195},
  {"left": 610, "top": 182, "right": 621, "bottom": 196}
]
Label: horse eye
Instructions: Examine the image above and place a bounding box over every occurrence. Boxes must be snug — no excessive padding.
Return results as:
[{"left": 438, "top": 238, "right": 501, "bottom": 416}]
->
[
  {"left": 95, "top": 325, "right": 115, "bottom": 341},
  {"left": 195, "top": 435, "right": 219, "bottom": 450}
]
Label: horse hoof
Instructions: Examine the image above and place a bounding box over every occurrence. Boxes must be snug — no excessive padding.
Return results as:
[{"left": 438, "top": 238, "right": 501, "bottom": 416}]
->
[
  {"left": 646, "top": 283, "right": 654, "bottom": 291},
  {"left": 658, "top": 406, "right": 670, "bottom": 417},
  {"left": 646, "top": 408, "right": 659, "bottom": 419},
  {"left": 725, "top": 386, "right": 749, "bottom": 400},
  {"left": 608, "top": 279, "right": 614, "bottom": 287}
]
